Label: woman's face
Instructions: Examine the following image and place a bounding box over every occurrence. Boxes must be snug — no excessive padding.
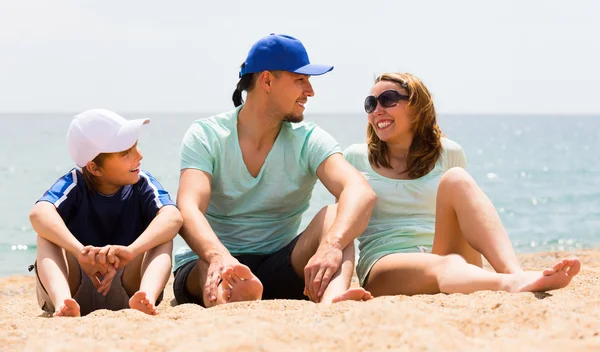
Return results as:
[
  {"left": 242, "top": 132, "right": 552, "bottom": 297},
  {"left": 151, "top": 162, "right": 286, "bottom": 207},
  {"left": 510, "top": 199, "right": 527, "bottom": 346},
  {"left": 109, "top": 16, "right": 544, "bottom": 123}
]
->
[{"left": 366, "top": 80, "right": 412, "bottom": 143}]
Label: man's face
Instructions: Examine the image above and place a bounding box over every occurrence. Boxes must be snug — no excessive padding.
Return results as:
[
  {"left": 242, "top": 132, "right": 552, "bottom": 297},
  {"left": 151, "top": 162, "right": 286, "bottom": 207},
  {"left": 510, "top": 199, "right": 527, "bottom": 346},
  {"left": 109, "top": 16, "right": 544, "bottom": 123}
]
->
[{"left": 269, "top": 71, "right": 314, "bottom": 123}]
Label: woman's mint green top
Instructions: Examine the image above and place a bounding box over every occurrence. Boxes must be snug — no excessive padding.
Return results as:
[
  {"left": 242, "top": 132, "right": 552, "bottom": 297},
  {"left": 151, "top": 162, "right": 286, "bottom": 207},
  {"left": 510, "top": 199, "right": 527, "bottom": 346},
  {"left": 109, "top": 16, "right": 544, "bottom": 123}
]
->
[{"left": 343, "top": 138, "right": 466, "bottom": 285}]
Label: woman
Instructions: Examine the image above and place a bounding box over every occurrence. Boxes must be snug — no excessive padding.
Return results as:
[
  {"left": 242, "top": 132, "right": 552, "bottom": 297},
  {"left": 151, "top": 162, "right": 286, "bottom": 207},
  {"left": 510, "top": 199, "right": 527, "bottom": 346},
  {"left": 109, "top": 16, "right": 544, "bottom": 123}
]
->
[{"left": 344, "top": 72, "right": 580, "bottom": 296}]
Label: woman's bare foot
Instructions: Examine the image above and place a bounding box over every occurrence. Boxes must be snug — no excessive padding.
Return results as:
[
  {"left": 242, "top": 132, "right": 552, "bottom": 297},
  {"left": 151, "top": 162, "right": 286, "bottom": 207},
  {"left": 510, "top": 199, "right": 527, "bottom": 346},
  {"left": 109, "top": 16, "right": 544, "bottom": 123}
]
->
[
  {"left": 329, "top": 288, "right": 374, "bottom": 303},
  {"left": 129, "top": 291, "right": 158, "bottom": 315},
  {"left": 505, "top": 257, "right": 581, "bottom": 293},
  {"left": 53, "top": 298, "right": 80, "bottom": 317},
  {"left": 219, "top": 264, "right": 263, "bottom": 304}
]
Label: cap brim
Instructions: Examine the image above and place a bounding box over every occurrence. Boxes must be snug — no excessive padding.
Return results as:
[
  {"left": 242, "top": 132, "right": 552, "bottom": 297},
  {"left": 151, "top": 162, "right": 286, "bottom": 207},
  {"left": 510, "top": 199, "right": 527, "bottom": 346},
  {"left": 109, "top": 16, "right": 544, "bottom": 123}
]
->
[
  {"left": 101, "top": 118, "right": 150, "bottom": 153},
  {"left": 293, "top": 64, "right": 334, "bottom": 76}
]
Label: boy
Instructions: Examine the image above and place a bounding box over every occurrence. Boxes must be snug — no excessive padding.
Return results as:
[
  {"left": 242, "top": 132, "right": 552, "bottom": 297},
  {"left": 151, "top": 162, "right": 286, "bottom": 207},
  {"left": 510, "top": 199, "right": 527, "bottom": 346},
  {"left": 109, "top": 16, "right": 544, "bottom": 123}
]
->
[{"left": 29, "top": 109, "right": 182, "bottom": 317}]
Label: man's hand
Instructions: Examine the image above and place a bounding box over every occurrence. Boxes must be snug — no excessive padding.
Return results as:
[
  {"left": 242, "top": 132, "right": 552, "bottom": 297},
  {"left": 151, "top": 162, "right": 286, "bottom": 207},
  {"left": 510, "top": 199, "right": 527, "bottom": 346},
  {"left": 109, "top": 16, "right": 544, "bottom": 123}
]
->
[
  {"left": 204, "top": 254, "right": 240, "bottom": 306},
  {"left": 303, "top": 243, "right": 343, "bottom": 302}
]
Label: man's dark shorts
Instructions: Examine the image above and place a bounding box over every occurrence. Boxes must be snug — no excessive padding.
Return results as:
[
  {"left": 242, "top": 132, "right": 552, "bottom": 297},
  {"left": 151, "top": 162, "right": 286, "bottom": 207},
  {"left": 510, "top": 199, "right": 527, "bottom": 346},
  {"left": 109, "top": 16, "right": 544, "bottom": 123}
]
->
[{"left": 173, "top": 235, "right": 307, "bottom": 306}]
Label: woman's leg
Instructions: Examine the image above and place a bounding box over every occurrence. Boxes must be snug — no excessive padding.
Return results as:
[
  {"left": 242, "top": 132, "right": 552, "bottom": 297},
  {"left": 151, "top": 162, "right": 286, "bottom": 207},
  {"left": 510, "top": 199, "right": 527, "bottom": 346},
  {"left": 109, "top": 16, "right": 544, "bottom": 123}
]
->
[
  {"left": 432, "top": 167, "right": 522, "bottom": 274},
  {"left": 364, "top": 252, "right": 580, "bottom": 296}
]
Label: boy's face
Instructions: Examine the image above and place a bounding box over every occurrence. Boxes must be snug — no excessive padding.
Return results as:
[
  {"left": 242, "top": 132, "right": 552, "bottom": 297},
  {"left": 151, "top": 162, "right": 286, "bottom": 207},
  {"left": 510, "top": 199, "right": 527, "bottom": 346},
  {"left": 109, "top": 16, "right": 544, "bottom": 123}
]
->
[{"left": 98, "top": 142, "right": 143, "bottom": 190}]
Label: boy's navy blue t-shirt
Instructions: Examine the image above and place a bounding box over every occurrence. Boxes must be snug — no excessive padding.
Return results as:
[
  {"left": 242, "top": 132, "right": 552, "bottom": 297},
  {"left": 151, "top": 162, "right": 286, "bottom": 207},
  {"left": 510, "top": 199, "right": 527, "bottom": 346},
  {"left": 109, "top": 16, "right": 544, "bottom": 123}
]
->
[{"left": 37, "top": 168, "right": 176, "bottom": 247}]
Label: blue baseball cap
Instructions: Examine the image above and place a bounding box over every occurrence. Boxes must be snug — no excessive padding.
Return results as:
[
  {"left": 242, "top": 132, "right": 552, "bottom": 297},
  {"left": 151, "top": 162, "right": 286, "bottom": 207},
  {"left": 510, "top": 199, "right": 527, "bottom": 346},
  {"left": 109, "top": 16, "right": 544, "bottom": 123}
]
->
[{"left": 239, "top": 34, "right": 333, "bottom": 78}]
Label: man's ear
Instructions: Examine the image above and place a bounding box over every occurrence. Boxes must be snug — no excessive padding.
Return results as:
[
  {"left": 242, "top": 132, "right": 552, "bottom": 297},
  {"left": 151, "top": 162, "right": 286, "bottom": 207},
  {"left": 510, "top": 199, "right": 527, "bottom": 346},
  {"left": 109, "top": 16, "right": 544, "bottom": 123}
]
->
[
  {"left": 258, "top": 70, "right": 274, "bottom": 93},
  {"left": 85, "top": 161, "right": 103, "bottom": 176}
]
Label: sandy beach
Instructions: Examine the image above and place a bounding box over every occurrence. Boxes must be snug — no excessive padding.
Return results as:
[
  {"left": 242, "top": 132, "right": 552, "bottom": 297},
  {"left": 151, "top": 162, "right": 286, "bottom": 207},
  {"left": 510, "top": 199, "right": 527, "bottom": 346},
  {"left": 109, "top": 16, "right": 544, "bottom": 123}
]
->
[{"left": 1, "top": 250, "right": 599, "bottom": 352}]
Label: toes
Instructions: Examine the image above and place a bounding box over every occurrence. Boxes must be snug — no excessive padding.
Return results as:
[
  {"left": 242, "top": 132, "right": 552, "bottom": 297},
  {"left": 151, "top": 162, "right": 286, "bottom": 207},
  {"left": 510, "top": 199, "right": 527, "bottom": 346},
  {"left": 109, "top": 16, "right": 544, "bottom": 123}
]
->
[
  {"left": 221, "top": 272, "right": 234, "bottom": 289},
  {"left": 230, "top": 271, "right": 243, "bottom": 283},
  {"left": 542, "top": 268, "right": 555, "bottom": 276},
  {"left": 552, "top": 261, "right": 566, "bottom": 272},
  {"left": 562, "top": 259, "right": 575, "bottom": 271},
  {"left": 232, "top": 264, "right": 253, "bottom": 280}
]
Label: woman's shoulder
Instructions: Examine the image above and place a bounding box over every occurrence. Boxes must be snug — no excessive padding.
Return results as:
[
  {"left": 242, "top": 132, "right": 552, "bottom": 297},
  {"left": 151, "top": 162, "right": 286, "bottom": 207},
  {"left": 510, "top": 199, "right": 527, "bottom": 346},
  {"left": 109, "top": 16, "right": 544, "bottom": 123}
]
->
[
  {"left": 343, "top": 143, "right": 368, "bottom": 156},
  {"left": 440, "top": 137, "right": 467, "bottom": 169},
  {"left": 441, "top": 137, "right": 464, "bottom": 152},
  {"left": 342, "top": 143, "right": 369, "bottom": 167}
]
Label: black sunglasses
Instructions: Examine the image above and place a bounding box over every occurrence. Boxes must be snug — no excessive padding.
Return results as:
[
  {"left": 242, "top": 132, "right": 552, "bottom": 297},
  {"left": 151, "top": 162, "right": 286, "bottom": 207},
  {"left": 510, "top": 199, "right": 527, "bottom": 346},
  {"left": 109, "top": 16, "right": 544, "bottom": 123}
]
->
[{"left": 364, "top": 90, "right": 410, "bottom": 114}]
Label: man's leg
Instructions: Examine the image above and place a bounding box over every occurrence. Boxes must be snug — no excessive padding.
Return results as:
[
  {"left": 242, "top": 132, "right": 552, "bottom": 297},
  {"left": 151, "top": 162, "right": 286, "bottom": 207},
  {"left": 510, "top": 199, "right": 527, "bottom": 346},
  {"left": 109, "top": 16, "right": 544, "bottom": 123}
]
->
[
  {"left": 290, "top": 204, "right": 371, "bottom": 303},
  {"left": 174, "top": 256, "right": 262, "bottom": 308}
]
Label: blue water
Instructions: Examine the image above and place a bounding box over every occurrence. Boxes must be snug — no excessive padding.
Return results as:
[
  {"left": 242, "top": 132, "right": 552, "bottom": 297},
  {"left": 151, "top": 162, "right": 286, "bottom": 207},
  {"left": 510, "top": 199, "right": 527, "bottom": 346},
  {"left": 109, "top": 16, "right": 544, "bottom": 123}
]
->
[{"left": 1, "top": 113, "right": 598, "bottom": 276}]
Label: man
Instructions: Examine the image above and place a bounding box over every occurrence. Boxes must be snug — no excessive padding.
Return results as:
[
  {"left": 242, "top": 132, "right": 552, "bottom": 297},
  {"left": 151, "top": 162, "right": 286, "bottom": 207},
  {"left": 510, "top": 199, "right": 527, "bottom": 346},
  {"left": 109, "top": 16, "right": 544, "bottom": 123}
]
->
[{"left": 173, "top": 33, "right": 376, "bottom": 307}]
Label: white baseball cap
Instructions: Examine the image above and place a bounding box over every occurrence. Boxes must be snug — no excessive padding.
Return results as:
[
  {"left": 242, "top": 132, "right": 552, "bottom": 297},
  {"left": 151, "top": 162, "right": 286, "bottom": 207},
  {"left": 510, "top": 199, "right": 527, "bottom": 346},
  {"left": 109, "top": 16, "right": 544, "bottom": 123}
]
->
[{"left": 67, "top": 109, "right": 150, "bottom": 167}]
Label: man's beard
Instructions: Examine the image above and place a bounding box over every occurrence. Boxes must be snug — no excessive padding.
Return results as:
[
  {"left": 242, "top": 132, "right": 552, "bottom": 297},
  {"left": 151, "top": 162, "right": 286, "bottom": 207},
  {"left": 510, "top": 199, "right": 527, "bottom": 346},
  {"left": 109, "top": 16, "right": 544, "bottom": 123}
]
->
[{"left": 283, "top": 113, "right": 304, "bottom": 123}]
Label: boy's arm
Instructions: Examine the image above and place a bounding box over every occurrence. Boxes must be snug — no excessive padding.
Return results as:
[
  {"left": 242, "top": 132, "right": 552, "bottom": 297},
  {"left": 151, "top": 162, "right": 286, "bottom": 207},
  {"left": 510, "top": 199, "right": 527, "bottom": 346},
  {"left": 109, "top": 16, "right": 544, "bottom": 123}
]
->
[
  {"left": 128, "top": 205, "right": 182, "bottom": 257},
  {"left": 29, "top": 201, "right": 84, "bottom": 256},
  {"left": 30, "top": 201, "right": 117, "bottom": 295}
]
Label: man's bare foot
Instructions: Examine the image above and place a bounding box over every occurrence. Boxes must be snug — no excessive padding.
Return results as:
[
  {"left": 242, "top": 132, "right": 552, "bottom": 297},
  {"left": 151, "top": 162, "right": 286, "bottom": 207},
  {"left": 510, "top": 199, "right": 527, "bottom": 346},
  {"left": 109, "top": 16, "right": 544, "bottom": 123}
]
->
[
  {"left": 329, "top": 288, "right": 374, "bottom": 303},
  {"left": 218, "top": 264, "right": 263, "bottom": 304},
  {"left": 129, "top": 291, "right": 158, "bottom": 315},
  {"left": 505, "top": 257, "right": 581, "bottom": 293},
  {"left": 53, "top": 298, "right": 80, "bottom": 317}
]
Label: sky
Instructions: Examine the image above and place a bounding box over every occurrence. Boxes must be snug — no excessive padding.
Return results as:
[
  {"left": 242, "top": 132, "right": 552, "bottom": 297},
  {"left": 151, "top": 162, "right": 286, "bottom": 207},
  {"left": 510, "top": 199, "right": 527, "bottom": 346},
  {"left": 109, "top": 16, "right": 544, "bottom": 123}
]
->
[{"left": 0, "top": 0, "right": 598, "bottom": 115}]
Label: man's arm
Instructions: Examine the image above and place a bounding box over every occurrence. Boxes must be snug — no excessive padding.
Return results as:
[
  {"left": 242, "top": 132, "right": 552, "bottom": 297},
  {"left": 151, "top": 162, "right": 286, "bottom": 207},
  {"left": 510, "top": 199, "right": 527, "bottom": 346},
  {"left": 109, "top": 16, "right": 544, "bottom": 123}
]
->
[
  {"left": 304, "top": 153, "right": 377, "bottom": 299},
  {"left": 177, "top": 168, "right": 229, "bottom": 262},
  {"left": 316, "top": 153, "right": 377, "bottom": 250},
  {"left": 177, "top": 168, "right": 239, "bottom": 304}
]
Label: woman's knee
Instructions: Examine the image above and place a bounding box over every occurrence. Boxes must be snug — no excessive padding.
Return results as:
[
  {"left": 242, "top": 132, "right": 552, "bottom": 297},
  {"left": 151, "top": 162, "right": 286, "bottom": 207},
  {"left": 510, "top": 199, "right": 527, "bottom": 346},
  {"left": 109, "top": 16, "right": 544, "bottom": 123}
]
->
[
  {"left": 439, "top": 167, "right": 476, "bottom": 193},
  {"left": 432, "top": 254, "right": 467, "bottom": 280}
]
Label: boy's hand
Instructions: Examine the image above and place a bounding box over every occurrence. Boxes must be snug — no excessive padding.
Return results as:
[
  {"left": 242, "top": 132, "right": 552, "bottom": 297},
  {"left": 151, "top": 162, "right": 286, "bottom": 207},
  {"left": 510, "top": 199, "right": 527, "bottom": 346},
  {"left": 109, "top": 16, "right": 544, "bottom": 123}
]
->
[
  {"left": 77, "top": 247, "right": 117, "bottom": 296},
  {"left": 81, "top": 245, "right": 136, "bottom": 270}
]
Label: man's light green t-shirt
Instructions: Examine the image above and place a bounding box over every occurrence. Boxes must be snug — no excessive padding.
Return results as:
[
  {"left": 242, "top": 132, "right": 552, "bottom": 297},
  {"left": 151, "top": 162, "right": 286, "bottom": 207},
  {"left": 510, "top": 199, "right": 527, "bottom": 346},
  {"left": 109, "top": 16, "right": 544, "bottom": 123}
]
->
[
  {"left": 343, "top": 138, "right": 466, "bottom": 285},
  {"left": 174, "top": 106, "right": 341, "bottom": 270}
]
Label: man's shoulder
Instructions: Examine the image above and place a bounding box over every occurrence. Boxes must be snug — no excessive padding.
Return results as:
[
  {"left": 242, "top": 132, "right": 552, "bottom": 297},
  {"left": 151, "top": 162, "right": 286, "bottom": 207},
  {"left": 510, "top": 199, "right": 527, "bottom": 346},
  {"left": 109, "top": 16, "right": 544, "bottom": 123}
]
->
[
  {"left": 189, "top": 108, "right": 238, "bottom": 134},
  {"left": 285, "top": 120, "right": 318, "bottom": 133},
  {"left": 284, "top": 121, "right": 336, "bottom": 142}
]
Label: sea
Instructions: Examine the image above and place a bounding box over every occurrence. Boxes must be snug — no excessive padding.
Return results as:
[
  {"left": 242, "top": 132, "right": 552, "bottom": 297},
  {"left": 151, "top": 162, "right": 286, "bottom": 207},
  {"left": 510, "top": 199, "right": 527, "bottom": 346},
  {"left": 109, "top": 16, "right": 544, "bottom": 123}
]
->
[{"left": 1, "top": 113, "right": 599, "bottom": 277}]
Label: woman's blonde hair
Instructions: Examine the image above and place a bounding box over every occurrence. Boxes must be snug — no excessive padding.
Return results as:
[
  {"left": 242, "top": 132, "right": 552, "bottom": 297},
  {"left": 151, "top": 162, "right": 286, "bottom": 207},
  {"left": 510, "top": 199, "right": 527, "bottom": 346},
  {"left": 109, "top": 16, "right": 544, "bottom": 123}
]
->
[{"left": 367, "top": 72, "right": 443, "bottom": 179}]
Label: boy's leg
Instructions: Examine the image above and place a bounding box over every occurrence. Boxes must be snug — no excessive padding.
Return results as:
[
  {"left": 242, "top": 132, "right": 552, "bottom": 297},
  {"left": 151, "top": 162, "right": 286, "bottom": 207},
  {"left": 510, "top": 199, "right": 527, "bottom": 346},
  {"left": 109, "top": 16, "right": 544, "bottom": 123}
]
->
[
  {"left": 35, "top": 235, "right": 81, "bottom": 317},
  {"left": 121, "top": 241, "right": 173, "bottom": 315}
]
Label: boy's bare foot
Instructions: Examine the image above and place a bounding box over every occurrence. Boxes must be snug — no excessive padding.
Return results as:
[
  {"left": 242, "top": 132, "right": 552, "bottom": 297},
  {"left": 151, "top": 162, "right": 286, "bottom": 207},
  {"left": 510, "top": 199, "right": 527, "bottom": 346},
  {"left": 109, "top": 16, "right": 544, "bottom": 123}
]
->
[
  {"left": 329, "top": 288, "right": 373, "bottom": 303},
  {"left": 53, "top": 298, "right": 80, "bottom": 317},
  {"left": 219, "top": 264, "right": 263, "bottom": 303},
  {"left": 505, "top": 257, "right": 581, "bottom": 293},
  {"left": 129, "top": 291, "right": 158, "bottom": 315}
]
